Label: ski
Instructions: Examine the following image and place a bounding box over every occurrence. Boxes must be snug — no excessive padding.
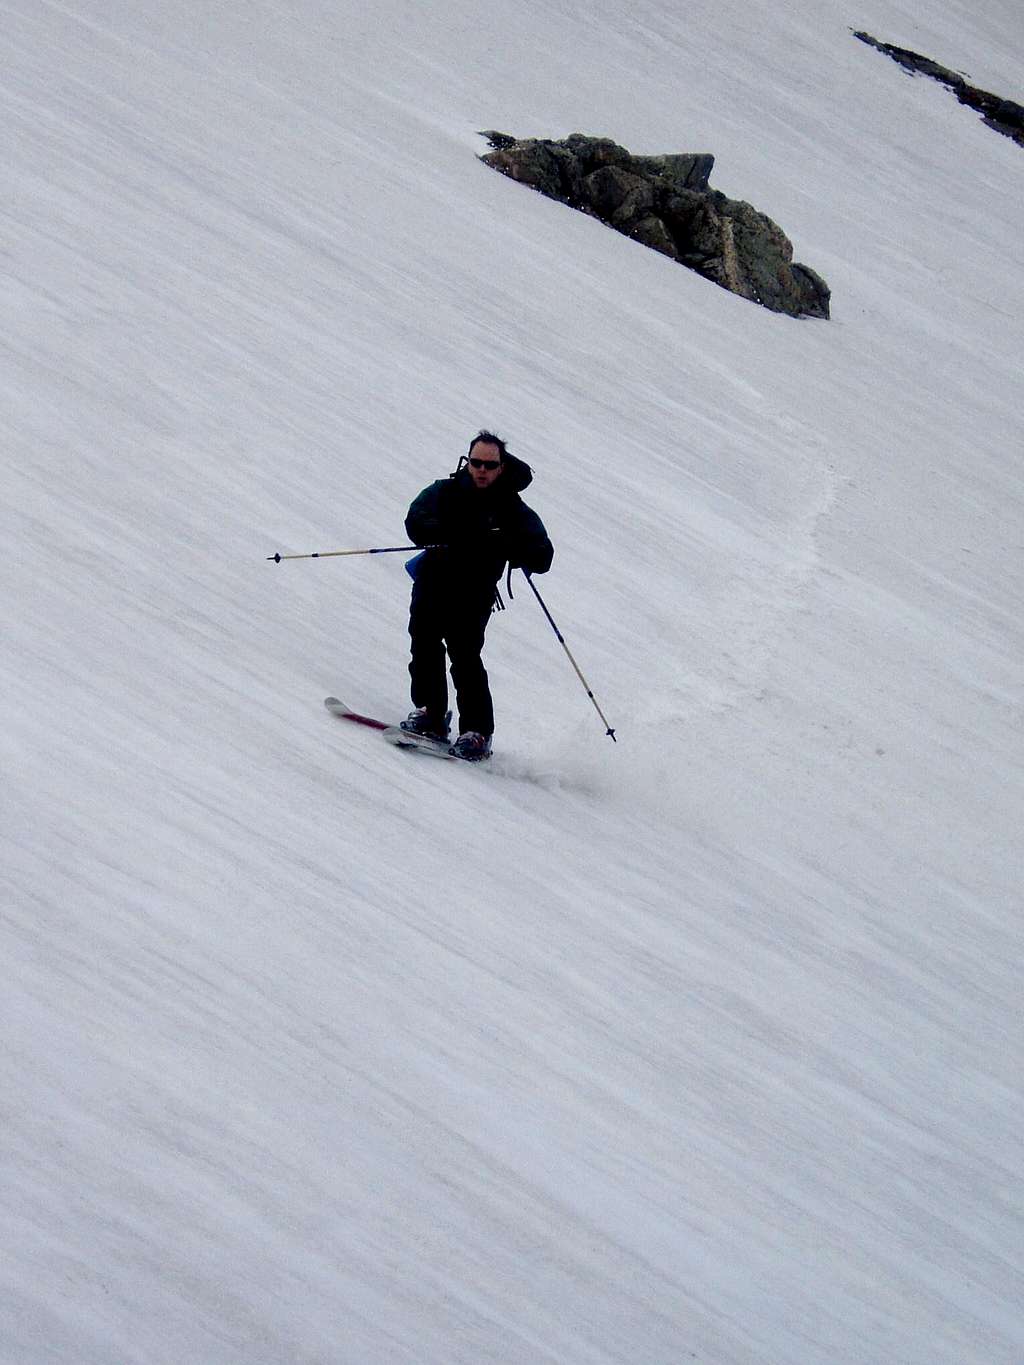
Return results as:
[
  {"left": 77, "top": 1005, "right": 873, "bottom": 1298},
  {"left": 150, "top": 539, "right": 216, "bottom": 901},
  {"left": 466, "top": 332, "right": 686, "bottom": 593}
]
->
[
  {"left": 324, "top": 698, "right": 456, "bottom": 760},
  {"left": 323, "top": 697, "right": 389, "bottom": 730},
  {"left": 381, "top": 726, "right": 456, "bottom": 760}
]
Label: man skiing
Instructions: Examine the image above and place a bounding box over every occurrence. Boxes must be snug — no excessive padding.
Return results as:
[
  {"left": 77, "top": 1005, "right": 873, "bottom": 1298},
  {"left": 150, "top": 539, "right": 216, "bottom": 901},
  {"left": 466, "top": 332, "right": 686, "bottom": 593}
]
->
[{"left": 402, "top": 431, "right": 554, "bottom": 760}]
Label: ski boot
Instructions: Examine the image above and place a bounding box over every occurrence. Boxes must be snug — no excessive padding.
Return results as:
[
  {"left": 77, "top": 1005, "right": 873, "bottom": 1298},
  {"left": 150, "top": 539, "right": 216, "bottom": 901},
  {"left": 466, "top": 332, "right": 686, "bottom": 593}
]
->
[
  {"left": 450, "top": 731, "right": 493, "bottom": 762},
  {"left": 400, "top": 707, "right": 451, "bottom": 743}
]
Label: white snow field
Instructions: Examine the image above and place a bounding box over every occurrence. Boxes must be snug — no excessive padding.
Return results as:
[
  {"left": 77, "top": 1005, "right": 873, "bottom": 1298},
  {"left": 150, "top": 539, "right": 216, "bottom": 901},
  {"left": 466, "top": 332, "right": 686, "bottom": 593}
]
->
[{"left": 3, "top": 0, "right": 1023, "bottom": 1360}]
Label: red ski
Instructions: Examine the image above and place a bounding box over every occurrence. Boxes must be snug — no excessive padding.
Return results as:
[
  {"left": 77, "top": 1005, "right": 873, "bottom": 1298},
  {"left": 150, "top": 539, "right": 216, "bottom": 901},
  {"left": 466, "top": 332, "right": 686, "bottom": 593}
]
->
[
  {"left": 324, "top": 697, "right": 455, "bottom": 759},
  {"left": 323, "top": 697, "right": 389, "bottom": 730}
]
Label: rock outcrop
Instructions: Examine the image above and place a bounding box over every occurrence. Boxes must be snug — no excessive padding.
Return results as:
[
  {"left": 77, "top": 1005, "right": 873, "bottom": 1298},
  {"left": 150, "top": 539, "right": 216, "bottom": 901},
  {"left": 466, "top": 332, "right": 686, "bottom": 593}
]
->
[
  {"left": 854, "top": 32, "right": 1024, "bottom": 147},
  {"left": 479, "top": 132, "right": 830, "bottom": 320}
]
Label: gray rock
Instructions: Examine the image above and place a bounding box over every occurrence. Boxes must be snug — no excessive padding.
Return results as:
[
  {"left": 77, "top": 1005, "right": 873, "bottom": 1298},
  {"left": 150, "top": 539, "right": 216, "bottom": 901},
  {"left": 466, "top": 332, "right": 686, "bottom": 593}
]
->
[
  {"left": 583, "top": 166, "right": 655, "bottom": 226},
  {"left": 628, "top": 215, "right": 680, "bottom": 258},
  {"left": 631, "top": 153, "right": 715, "bottom": 193},
  {"left": 852, "top": 32, "right": 1024, "bottom": 146},
  {"left": 479, "top": 132, "right": 829, "bottom": 318}
]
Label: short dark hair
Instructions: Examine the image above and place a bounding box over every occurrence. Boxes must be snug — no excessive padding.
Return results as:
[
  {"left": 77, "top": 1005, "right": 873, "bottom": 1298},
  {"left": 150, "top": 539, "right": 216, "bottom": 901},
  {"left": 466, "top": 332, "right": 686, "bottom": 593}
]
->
[{"left": 468, "top": 430, "right": 509, "bottom": 462}]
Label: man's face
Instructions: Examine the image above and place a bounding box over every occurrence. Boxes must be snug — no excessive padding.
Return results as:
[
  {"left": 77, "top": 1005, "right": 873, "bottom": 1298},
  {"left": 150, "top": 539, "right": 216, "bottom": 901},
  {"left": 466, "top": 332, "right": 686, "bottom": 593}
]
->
[{"left": 467, "top": 440, "right": 504, "bottom": 490}]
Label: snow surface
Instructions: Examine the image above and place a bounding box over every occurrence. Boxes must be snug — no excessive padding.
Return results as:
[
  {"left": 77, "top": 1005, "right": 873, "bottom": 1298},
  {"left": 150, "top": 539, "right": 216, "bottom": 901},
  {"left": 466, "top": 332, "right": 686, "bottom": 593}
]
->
[{"left": 3, "top": 0, "right": 1023, "bottom": 1361}]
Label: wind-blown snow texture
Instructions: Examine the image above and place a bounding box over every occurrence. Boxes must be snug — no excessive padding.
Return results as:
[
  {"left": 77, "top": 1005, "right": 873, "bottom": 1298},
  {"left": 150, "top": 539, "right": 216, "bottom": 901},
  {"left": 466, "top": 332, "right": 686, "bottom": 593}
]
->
[{"left": 3, "top": 1, "right": 1023, "bottom": 1361}]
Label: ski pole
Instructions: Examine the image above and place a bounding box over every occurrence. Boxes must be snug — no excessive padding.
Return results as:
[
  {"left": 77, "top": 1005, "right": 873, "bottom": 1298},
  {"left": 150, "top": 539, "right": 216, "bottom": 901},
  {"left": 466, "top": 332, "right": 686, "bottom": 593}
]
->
[
  {"left": 266, "top": 543, "right": 442, "bottom": 563},
  {"left": 523, "top": 573, "right": 617, "bottom": 741}
]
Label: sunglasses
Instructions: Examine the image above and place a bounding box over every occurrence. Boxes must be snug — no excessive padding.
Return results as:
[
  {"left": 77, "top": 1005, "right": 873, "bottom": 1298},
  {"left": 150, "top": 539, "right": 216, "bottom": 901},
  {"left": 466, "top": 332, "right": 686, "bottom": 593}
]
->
[{"left": 468, "top": 457, "right": 501, "bottom": 471}]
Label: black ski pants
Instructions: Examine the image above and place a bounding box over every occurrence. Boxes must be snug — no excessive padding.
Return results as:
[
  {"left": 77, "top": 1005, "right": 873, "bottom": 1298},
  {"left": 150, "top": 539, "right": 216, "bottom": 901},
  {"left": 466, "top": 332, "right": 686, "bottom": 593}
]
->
[{"left": 408, "top": 581, "right": 494, "bottom": 736}]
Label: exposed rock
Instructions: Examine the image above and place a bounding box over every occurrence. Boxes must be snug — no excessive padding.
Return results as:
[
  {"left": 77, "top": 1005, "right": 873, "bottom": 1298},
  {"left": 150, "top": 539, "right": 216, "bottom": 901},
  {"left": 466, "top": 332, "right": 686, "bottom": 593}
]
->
[
  {"left": 853, "top": 32, "right": 1024, "bottom": 147},
  {"left": 479, "top": 132, "right": 829, "bottom": 319}
]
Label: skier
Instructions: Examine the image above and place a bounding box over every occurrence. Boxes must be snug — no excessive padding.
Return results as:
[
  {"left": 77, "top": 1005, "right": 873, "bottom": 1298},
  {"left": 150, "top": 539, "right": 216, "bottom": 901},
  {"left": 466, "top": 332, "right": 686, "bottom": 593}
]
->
[{"left": 402, "top": 431, "right": 554, "bottom": 760}]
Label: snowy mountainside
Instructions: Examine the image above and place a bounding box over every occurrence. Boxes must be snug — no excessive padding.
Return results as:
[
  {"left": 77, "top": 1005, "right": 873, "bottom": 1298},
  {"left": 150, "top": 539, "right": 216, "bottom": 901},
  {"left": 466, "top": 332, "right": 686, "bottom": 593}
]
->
[{"left": 3, "top": 0, "right": 1023, "bottom": 1361}]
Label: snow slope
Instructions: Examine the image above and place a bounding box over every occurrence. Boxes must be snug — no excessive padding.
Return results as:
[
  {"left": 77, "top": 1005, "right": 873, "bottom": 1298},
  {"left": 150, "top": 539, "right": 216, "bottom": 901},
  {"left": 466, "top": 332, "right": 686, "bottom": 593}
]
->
[{"left": 3, "top": 0, "right": 1022, "bottom": 1360}]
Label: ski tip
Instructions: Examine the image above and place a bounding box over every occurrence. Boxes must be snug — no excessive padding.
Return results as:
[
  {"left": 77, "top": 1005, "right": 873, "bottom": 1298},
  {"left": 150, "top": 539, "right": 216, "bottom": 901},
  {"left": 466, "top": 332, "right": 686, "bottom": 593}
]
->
[{"left": 325, "top": 698, "right": 391, "bottom": 730}]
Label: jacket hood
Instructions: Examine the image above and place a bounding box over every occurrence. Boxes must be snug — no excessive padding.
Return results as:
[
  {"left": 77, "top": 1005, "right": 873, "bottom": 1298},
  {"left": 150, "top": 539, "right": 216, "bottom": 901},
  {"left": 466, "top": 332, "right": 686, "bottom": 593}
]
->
[{"left": 500, "top": 452, "right": 533, "bottom": 492}]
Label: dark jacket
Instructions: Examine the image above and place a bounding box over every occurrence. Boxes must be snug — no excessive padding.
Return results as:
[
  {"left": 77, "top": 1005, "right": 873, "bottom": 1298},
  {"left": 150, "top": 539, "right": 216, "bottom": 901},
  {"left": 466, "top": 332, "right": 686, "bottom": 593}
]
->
[{"left": 405, "top": 454, "right": 553, "bottom": 594}]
